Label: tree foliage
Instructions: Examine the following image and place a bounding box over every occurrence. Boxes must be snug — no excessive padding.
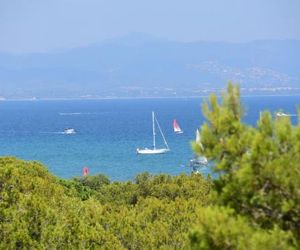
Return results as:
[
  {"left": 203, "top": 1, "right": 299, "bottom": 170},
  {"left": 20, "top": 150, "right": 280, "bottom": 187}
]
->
[
  {"left": 194, "top": 82, "right": 300, "bottom": 241},
  {"left": 0, "top": 157, "right": 214, "bottom": 249},
  {"left": 189, "top": 206, "right": 295, "bottom": 250},
  {"left": 0, "top": 158, "right": 122, "bottom": 249}
]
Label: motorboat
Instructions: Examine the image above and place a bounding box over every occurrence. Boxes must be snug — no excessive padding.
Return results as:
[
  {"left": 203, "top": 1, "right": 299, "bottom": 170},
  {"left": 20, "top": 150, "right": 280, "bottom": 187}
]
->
[{"left": 64, "top": 128, "right": 76, "bottom": 135}]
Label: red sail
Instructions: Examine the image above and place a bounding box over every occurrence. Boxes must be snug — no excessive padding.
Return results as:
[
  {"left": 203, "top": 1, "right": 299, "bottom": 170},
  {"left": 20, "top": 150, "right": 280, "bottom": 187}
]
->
[
  {"left": 83, "top": 167, "right": 89, "bottom": 176},
  {"left": 173, "top": 119, "right": 183, "bottom": 133}
]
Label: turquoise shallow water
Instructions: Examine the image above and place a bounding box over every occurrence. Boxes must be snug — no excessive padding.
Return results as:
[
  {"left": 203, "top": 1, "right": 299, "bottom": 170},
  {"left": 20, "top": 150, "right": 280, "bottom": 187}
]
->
[{"left": 0, "top": 96, "right": 299, "bottom": 180}]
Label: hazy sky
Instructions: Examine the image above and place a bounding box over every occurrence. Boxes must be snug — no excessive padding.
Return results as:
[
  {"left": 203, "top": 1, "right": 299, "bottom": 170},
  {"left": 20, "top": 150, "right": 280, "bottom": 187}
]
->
[{"left": 1, "top": 0, "right": 299, "bottom": 53}]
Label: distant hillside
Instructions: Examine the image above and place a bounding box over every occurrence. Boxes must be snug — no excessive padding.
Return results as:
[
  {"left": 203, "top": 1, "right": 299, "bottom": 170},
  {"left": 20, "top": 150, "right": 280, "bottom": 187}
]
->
[{"left": 0, "top": 33, "right": 299, "bottom": 99}]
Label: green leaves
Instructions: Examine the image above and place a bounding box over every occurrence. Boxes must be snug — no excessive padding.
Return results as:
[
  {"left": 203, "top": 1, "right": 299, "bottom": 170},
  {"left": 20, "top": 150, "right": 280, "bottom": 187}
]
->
[
  {"left": 0, "top": 158, "right": 122, "bottom": 249},
  {"left": 196, "top": 83, "right": 300, "bottom": 244},
  {"left": 0, "top": 157, "right": 214, "bottom": 249},
  {"left": 189, "top": 206, "right": 296, "bottom": 250}
]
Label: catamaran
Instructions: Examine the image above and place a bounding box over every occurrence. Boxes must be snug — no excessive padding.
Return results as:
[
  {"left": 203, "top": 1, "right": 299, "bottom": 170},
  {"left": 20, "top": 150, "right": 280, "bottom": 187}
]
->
[
  {"left": 173, "top": 119, "right": 183, "bottom": 134},
  {"left": 137, "top": 112, "right": 170, "bottom": 154}
]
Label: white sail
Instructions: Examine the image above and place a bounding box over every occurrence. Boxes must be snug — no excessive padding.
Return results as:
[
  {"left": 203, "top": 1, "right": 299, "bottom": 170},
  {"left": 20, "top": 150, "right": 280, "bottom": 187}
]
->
[
  {"left": 196, "top": 129, "right": 200, "bottom": 142},
  {"left": 188, "top": 129, "right": 208, "bottom": 172},
  {"left": 137, "top": 112, "right": 170, "bottom": 155},
  {"left": 196, "top": 129, "right": 204, "bottom": 151}
]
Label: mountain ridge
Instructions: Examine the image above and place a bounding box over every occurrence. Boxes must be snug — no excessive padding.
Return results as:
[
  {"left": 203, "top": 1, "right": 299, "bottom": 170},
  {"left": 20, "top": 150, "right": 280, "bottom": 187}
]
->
[{"left": 0, "top": 34, "right": 299, "bottom": 99}]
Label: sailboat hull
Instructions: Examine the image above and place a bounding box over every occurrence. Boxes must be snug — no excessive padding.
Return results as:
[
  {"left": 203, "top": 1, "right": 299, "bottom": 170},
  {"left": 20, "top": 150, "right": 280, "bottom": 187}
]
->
[{"left": 136, "top": 148, "right": 170, "bottom": 154}]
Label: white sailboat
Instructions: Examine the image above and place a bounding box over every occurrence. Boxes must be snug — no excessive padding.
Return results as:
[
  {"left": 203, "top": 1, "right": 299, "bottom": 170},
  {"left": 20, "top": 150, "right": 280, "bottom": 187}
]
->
[
  {"left": 137, "top": 112, "right": 170, "bottom": 154},
  {"left": 189, "top": 129, "right": 208, "bottom": 171},
  {"left": 173, "top": 119, "right": 183, "bottom": 134}
]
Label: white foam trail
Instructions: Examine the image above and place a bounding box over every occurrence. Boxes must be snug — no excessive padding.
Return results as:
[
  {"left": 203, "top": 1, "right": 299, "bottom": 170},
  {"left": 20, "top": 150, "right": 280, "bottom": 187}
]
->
[
  {"left": 40, "top": 132, "right": 66, "bottom": 134},
  {"left": 59, "top": 112, "right": 99, "bottom": 116},
  {"left": 59, "top": 112, "right": 82, "bottom": 116}
]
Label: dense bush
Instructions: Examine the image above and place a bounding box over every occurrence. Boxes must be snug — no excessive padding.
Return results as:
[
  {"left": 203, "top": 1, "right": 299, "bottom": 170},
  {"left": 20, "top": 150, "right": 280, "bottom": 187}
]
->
[
  {"left": 0, "top": 158, "right": 122, "bottom": 249},
  {"left": 0, "top": 158, "right": 213, "bottom": 249}
]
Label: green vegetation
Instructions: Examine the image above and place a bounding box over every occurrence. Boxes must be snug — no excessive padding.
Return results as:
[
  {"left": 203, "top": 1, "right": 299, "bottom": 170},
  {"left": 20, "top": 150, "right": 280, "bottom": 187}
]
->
[
  {"left": 194, "top": 83, "right": 300, "bottom": 239},
  {"left": 0, "top": 83, "right": 299, "bottom": 249}
]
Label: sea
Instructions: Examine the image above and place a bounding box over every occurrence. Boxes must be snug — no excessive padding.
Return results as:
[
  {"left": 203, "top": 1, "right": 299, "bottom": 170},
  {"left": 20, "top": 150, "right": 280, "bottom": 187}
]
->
[{"left": 0, "top": 96, "right": 299, "bottom": 181}]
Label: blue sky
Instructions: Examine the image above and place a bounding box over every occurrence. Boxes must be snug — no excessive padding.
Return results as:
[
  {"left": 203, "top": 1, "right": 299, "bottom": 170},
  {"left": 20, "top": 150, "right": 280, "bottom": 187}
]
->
[{"left": 0, "top": 0, "right": 299, "bottom": 52}]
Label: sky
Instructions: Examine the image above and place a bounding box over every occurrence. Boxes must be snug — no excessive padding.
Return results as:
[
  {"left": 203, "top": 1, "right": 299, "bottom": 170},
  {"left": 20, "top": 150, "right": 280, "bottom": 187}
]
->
[{"left": 0, "top": 0, "right": 299, "bottom": 53}]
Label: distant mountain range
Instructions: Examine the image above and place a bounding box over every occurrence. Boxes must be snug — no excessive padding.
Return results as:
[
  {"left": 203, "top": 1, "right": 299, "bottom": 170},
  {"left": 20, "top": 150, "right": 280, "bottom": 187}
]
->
[{"left": 0, "top": 33, "right": 299, "bottom": 99}]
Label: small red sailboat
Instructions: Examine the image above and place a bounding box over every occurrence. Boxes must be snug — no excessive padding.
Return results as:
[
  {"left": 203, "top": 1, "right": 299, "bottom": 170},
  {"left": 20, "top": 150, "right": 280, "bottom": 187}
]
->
[
  {"left": 173, "top": 119, "right": 183, "bottom": 134},
  {"left": 83, "top": 167, "right": 89, "bottom": 176}
]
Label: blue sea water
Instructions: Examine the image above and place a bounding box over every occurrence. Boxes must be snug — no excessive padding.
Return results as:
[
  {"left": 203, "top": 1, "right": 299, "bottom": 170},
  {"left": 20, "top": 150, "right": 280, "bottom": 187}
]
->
[{"left": 0, "top": 96, "right": 299, "bottom": 181}]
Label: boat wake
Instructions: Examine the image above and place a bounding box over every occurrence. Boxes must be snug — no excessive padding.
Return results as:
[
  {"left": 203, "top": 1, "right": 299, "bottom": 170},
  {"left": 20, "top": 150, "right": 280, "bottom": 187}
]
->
[
  {"left": 40, "top": 128, "right": 76, "bottom": 135},
  {"left": 59, "top": 112, "right": 82, "bottom": 116},
  {"left": 40, "top": 131, "right": 66, "bottom": 134},
  {"left": 59, "top": 112, "right": 97, "bottom": 116}
]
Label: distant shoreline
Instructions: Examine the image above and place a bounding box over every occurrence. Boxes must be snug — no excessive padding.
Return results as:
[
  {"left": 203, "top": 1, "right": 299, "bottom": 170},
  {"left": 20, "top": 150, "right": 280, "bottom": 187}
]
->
[{"left": 1, "top": 93, "right": 300, "bottom": 102}]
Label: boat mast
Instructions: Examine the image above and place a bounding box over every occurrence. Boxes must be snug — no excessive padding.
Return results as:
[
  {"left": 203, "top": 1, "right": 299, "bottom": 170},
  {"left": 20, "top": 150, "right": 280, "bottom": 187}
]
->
[
  {"left": 152, "top": 111, "right": 156, "bottom": 149},
  {"left": 155, "top": 115, "right": 169, "bottom": 150}
]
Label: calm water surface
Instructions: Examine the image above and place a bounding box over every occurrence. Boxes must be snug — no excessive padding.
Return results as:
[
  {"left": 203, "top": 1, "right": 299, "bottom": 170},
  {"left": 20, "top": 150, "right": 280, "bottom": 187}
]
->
[{"left": 0, "top": 96, "right": 298, "bottom": 180}]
